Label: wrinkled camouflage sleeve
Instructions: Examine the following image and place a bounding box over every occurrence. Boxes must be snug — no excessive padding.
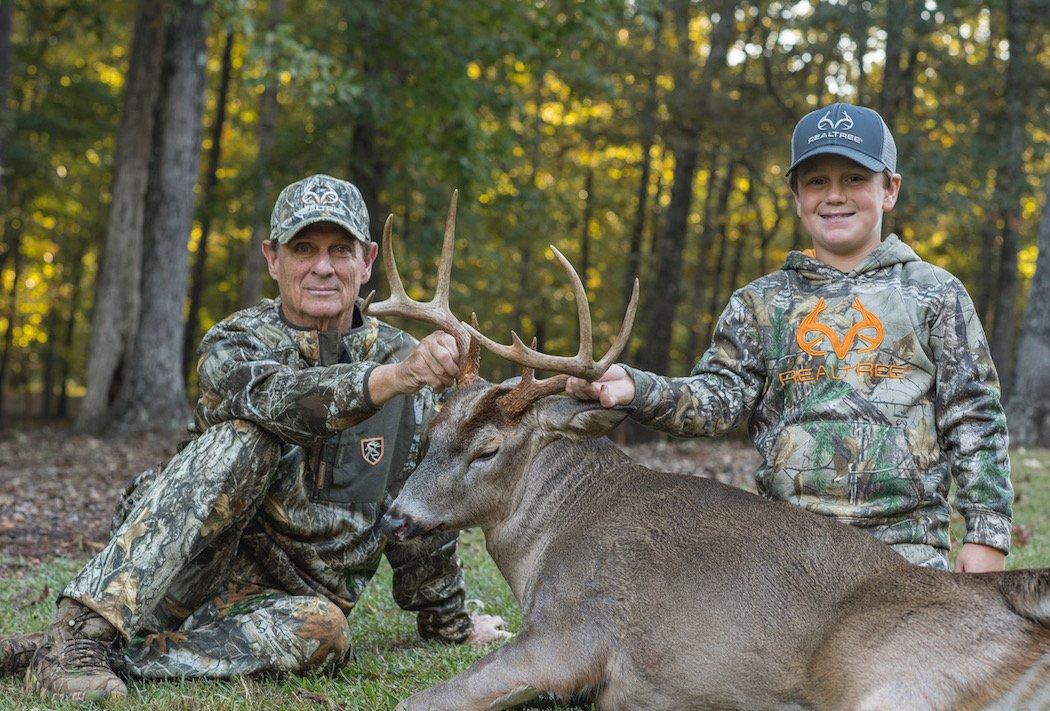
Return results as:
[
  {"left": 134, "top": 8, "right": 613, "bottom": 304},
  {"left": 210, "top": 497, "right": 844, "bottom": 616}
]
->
[
  {"left": 625, "top": 292, "right": 767, "bottom": 437},
  {"left": 385, "top": 387, "right": 471, "bottom": 644},
  {"left": 930, "top": 278, "right": 1013, "bottom": 553},
  {"left": 196, "top": 319, "right": 378, "bottom": 448}
]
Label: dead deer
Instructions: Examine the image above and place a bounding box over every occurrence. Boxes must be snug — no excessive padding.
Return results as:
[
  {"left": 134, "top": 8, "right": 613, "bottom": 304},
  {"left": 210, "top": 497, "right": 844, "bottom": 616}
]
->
[{"left": 368, "top": 195, "right": 1050, "bottom": 711}]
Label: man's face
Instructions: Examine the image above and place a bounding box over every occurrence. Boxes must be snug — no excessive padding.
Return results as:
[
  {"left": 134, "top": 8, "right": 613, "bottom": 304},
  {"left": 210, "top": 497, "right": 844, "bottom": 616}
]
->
[
  {"left": 262, "top": 223, "right": 378, "bottom": 331},
  {"left": 792, "top": 154, "right": 901, "bottom": 270}
]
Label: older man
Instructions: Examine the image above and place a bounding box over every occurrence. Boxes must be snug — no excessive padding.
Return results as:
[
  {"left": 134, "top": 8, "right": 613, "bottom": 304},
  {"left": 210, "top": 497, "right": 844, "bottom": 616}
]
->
[{"left": 7, "top": 175, "right": 504, "bottom": 701}]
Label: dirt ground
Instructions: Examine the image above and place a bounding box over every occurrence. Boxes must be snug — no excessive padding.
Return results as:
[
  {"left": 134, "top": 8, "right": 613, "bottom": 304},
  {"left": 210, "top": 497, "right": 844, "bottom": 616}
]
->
[{"left": 0, "top": 427, "right": 759, "bottom": 571}]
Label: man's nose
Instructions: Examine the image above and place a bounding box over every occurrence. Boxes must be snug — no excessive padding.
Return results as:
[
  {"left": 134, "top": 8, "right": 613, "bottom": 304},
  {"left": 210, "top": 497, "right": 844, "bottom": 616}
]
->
[{"left": 312, "top": 252, "right": 335, "bottom": 275}]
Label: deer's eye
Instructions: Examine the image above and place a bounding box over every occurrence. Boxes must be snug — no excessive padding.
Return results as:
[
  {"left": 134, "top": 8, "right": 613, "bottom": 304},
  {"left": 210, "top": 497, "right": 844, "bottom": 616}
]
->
[{"left": 471, "top": 446, "right": 500, "bottom": 464}]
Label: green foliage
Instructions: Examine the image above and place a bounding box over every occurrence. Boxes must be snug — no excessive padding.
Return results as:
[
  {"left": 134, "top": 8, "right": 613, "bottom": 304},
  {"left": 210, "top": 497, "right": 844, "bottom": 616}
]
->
[{"left": 0, "top": 0, "right": 1047, "bottom": 413}]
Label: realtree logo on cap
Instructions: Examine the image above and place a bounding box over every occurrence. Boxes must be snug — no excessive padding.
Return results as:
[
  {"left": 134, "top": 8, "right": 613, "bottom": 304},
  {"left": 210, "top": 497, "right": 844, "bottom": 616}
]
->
[
  {"left": 808, "top": 108, "right": 863, "bottom": 146},
  {"left": 817, "top": 110, "right": 854, "bottom": 131}
]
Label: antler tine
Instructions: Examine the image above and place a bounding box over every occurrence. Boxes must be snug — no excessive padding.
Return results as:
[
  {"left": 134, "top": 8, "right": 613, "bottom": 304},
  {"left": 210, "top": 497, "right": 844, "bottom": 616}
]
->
[
  {"left": 381, "top": 214, "right": 408, "bottom": 299},
  {"left": 362, "top": 196, "right": 470, "bottom": 360},
  {"left": 432, "top": 190, "right": 457, "bottom": 307},
  {"left": 595, "top": 277, "right": 639, "bottom": 372},
  {"left": 550, "top": 245, "right": 592, "bottom": 364},
  {"left": 462, "top": 250, "right": 638, "bottom": 382}
]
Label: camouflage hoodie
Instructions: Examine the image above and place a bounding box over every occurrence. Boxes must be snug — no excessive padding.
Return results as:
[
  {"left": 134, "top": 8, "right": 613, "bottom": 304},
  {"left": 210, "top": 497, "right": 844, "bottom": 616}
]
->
[
  {"left": 193, "top": 298, "right": 471, "bottom": 643},
  {"left": 627, "top": 235, "right": 1013, "bottom": 554}
]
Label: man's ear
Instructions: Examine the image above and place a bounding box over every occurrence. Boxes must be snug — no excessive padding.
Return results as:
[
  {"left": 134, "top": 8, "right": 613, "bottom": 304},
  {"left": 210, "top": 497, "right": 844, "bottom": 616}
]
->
[
  {"left": 535, "top": 395, "right": 629, "bottom": 440},
  {"left": 361, "top": 241, "right": 379, "bottom": 282},
  {"left": 262, "top": 239, "right": 280, "bottom": 280}
]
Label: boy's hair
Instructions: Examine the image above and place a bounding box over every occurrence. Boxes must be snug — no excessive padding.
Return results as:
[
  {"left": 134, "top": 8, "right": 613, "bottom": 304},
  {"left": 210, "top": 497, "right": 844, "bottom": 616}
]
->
[{"left": 785, "top": 102, "right": 897, "bottom": 186}]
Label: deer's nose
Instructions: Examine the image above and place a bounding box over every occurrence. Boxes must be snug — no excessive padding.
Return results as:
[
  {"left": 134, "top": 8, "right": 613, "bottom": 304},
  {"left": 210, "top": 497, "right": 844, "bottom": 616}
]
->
[{"left": 379, "top": 509, "right": 422, "bottom": 541}]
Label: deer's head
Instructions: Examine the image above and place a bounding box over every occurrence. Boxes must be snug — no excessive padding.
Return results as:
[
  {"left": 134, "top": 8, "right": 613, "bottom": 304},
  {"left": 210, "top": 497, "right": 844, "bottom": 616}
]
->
[{"left": 366, "top": 192, "right": 636, "bottom": 542}]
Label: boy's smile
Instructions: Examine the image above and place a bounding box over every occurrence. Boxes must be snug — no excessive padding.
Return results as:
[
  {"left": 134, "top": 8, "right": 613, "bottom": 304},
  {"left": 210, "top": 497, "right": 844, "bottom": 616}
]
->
[{"left": 793, "top": 154, "right": 901, "bottom": 271}]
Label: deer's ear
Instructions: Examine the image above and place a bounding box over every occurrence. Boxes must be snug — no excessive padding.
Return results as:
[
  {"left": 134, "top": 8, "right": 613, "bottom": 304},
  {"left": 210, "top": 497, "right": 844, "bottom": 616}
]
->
[{"left": 535, "top": 396, "right": 628, "bottom": 439}]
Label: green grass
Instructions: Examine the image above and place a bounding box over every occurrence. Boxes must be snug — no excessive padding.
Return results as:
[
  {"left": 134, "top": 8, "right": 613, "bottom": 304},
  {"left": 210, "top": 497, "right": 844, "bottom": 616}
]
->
[{"left": 2, "top": 449, "right": 1049, "bottom": 709}]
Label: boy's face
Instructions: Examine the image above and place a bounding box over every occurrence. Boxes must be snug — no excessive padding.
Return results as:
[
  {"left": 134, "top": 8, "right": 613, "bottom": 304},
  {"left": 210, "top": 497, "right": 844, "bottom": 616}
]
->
[{"left": 792, "top": 154, "right": 901, "bottom": 270}]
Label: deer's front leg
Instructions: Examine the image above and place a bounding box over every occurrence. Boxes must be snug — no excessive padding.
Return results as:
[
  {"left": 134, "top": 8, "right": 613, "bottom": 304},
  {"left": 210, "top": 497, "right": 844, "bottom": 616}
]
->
[{"left": 398, "top": 633, "right": 580, "bottom": 711}]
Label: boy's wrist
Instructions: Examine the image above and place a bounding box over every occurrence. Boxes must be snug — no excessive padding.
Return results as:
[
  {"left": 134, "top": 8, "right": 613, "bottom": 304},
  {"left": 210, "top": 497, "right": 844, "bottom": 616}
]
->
[{"left": 962, "top": 510, "right": 1012, "bottom": 555}]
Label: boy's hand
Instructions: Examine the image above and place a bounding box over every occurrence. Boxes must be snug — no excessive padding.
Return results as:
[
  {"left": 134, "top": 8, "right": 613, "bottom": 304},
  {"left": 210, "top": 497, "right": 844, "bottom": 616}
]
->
[
  {"left": 954, "top": 543, "right": 1006, "bottom": 573},
  {"left": 565, "top": 365, "right": 635, "bottom": 407}
]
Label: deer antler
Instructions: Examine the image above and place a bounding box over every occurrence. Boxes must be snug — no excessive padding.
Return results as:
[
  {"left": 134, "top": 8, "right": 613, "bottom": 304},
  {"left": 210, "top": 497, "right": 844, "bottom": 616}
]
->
[
  {"left": 362, "top": 191, "right": 479, "bottom": 386},
  {"left": 464, "top": 246, "right": 640, "bottom": 418}
]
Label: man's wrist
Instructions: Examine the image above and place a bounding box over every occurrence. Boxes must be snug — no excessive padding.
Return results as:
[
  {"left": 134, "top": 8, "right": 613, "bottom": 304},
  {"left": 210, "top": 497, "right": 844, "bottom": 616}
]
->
[{"left": 366, "top": 362, "right": 414, "bottom": 407}]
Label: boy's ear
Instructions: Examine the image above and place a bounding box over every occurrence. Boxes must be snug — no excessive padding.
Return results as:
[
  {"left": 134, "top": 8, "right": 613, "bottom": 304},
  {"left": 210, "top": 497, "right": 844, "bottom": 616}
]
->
[
  {"left": 535, "top": 395, "right": 629, "bottom": 439},
  {"left": 883, "top": 173, "right": 902, "bottom": 213}
]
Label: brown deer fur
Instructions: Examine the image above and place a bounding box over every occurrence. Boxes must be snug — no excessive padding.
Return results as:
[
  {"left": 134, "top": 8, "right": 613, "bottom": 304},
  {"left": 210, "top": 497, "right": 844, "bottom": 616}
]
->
[{"left": 381, "top": 382, "right": 1050, "bottom": 710}]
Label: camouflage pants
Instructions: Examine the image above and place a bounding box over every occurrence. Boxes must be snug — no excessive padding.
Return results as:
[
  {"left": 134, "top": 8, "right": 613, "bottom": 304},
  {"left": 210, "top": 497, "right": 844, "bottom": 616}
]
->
[{"left": 61, "top": 420, "right": 351, "bottom": 679}]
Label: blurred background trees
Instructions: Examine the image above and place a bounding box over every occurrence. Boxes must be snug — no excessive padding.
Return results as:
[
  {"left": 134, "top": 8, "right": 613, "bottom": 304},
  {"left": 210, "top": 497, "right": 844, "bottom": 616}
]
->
[{"left": 0, "top": 0, "right": 1047, "bottom": 441}]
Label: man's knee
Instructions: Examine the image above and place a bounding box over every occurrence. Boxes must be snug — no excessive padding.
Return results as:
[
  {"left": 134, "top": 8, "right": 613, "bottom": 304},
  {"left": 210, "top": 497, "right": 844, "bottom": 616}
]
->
[{"left": 294, "top": 598, "right": 351, "bottom": 673}]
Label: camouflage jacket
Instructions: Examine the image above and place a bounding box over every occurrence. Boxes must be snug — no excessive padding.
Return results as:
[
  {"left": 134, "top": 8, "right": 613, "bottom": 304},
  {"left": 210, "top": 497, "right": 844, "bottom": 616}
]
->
[
  {"left": 193, "top": 298, "right": 471, "bottom": 643},
  {"left": 627, "top": 236, "right": 1013, "bottom": 554}
]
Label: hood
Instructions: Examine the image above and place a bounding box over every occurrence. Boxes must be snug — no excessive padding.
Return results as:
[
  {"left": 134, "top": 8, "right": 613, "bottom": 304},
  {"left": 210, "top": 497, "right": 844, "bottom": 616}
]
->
[{"left": 781, "top": 235, "right": 921, "bottom": 282}]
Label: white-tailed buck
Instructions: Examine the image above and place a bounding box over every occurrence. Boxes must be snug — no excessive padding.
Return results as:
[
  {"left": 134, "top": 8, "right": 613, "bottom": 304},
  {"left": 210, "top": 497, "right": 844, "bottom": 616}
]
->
[{"left": 370, "top": 194, "right": 1050, "bottom": 711}]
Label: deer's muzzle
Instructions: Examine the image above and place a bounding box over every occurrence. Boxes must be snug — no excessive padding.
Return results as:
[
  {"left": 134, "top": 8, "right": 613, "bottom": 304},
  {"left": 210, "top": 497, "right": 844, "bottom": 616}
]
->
[{"left": 379, "top": 509, "right": 430, "bottom": 542}]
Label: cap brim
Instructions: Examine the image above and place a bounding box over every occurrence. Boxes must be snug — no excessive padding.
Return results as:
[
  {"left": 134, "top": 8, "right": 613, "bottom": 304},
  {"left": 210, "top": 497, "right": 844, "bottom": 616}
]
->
[
  {"left": 276, "top": 216, "right": 371, "bottom": 245},
  {"left": 787, "top": 144, "right": 887, "bottom": 176}
]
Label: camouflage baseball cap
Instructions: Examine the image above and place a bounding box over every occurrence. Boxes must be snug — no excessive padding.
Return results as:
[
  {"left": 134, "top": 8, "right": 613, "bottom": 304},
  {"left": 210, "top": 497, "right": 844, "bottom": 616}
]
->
[{"left": 270, "top": 174, "right": 371, "bottom": 245}]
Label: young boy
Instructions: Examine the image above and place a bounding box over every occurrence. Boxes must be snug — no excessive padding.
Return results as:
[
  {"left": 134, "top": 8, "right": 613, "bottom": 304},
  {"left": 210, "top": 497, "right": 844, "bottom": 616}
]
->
[{"left": 567, "top": 102, "right": 1012, "bottom": 573}]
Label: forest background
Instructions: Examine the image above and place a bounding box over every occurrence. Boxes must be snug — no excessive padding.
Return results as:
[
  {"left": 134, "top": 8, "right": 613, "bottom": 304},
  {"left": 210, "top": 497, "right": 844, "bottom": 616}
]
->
[{"left": 0, "top": 0, "right": 1048, "bottom": 443}]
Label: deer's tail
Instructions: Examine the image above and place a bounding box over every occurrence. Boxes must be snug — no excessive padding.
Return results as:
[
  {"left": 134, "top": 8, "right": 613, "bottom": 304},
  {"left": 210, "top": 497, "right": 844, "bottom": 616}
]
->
[{"left": 997, "top": 568, "right": 1050, "bottom": 628}]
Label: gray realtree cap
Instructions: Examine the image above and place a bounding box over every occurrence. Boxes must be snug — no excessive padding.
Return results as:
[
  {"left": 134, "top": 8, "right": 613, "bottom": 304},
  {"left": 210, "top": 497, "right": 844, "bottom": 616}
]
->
[
  {"left": 786, "top": 102, "right": 897, "bottom": 176},
  {"left": 270, "top": 174, "right": 371, "bottom": 245}
]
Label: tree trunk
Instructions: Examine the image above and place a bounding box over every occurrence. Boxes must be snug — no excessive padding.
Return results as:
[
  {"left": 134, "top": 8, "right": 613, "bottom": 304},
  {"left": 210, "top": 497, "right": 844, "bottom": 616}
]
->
[
  {"left": 240, "top": 0, "right": 283, "bottom": 308},
  {"left": 0, "top": 222, "right": 22, "bottom": 421},
  {"left": 988, "top": 0, "right": 1028, "bottom": 391},
  {"left": 633, "top": 0, "right": 737, "bottom": 377},
  {"left": 683, "top": 155, "right": 720, "bottom": 361},
  {"left": 702, "top": 161, "right": 737, "bottom": 349},
  {"left": 348, "top": 122, "right": 387, "bottom": 299},
  {"left": 877, "top": 1, "right": 908, "bottom": 132},
  {"left": 0, "top": 0, "right": 12, "bottom": 183},
  {"left": 623, "top": 8, "right": 663, "bottom": 314},
  {"left": 110, "top": 0, "right": 210, "bottom": 435},
  {"left": 40, "top": 308, "right": 61, "bottom": 417},
  {"left": 579, "top": 166, "right": 594, "bottom": 286},
  {"left": 1007, "top": 171, "right": 1050, "bottom": 446},
  {"left": 56, "top": 239, "right": 89, "bottom": 419},
  {"left": 184, "top": 29, "right": 234, "bottom": 379},
  {"left": 74, "top": 0, "right": 166, "bottom": 433}
]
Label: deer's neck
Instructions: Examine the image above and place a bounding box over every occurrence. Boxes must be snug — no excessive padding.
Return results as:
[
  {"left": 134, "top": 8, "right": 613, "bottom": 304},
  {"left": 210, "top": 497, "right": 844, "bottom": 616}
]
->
[{"left": 484, "top": 436, "right": 628, "bottom": 605}]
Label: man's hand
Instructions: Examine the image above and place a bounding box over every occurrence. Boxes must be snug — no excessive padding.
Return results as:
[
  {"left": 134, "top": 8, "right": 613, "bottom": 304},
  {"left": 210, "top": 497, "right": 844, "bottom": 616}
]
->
[
  {"left": 565, "top": 364, "right": 635, "bottom": 408},
  {"left": 367, "top": 331, "right": 460, "bottom": 407},
  {"left": 466, "top": 612, "right": 512, "bottom": 645},
  {"left": 954, "top": 542, "right": 1006, "bottom": 573}
]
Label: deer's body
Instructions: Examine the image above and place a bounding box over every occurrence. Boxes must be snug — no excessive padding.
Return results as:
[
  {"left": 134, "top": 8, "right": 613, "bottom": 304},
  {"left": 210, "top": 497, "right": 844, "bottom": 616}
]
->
[
  {"left": 366, "top": 200, "right": 1048, "bottom": 709},
  {"left": 385, "top": 385, "right": 1050, "bottom": 711}
]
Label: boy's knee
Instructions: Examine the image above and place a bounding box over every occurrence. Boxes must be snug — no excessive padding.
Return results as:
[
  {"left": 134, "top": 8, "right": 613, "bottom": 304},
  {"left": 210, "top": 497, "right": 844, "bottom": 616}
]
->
[{"left": 295, "top": 598, "right": 351, "bottom": 673}]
